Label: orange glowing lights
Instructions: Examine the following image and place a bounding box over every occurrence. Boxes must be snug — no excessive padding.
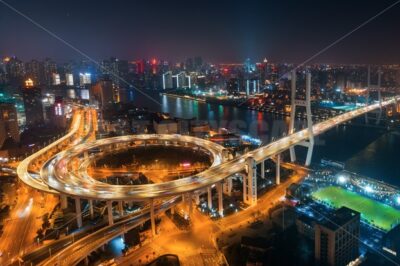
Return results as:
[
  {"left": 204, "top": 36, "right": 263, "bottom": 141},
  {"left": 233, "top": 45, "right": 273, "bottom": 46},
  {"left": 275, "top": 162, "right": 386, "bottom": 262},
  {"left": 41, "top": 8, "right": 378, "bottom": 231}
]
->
[{"left": 25, "top": 78, "right": 34, "bottom": 87}]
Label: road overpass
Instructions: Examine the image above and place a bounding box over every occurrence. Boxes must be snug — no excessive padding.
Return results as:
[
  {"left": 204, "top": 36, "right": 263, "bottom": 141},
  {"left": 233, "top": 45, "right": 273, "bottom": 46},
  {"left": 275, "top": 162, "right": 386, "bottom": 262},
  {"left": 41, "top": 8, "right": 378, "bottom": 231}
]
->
[
  {"left": 15, "top": 94, "right": 399, "bottom": 265},
  {"left": 40, "top": 97, "right": 400, "bottom": 203}
]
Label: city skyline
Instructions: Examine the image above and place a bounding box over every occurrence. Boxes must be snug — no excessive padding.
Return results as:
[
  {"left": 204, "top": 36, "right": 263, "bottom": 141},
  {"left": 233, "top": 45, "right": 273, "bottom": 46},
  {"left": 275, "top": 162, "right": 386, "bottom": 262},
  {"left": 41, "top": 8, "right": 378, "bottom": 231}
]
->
[
  {"left": 1, "top": 1, "right": 400, "bottom": 266},
  {"left": 1, "top": 0, "right": 400, "bottom": 64}
]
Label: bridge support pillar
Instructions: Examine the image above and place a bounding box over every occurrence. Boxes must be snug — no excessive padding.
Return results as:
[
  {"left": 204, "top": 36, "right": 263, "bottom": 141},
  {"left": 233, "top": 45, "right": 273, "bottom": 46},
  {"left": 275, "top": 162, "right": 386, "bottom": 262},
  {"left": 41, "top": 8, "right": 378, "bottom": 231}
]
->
[
  {"left": 217, "top": 182, "right": 223, "bottom": 217},
  {"left": 118, "top": 201, "right": 124, "bottom": 216},
  {"left": 276, "top": 154, "right": 281, "bottom": 185},
  {"left": 304, "top": 141, "right": 314, "bottom": 167},
  {"left": 84, "top": 151, "right": 89, "bottom": 160},
  {"left": 150, "top": 199, "right": 156, "bottom": 237},
  {"left": 243, "top": 157, "right": 257, "bottom": 206},
  {"left": 75, "top": 198, "right": 82, "bottom": 228},
  {"left": 289, "top": 69, "right": 297, "bottom": 163},
  {"left": 365, "top": 65, "right": 371, "bottom": 124},
  {"left": 194, "top": 193, "right": 200, "bottom": 205},
  {"left": 60, "top": 195, "right": 68, "bottom": 209},
  {"left": 289, "top": 70, "right": 314, "bottom": 166},
  {"left": 223, "top": 177, "right": 232, "bottom": 196},
  {"left": 207, "top": 186, "right": 212, "bottom": 210},
  {"left": 188, "top": 193, "right": 193, "bottom": 218},
  {"left": 107, "top": 201, "right": 114, "bottom": 226},
  {"left": 84, "top": 256, "right": 89, "bottom": 266},
  {"left": 89, "top": 199, "right": 94, "bottom": 219},
  {"left": 261, "top": 160, "right": 265, "bottom": 179},
  {"left": 376, "top": 67, "right": 383, "bottom": 125}
]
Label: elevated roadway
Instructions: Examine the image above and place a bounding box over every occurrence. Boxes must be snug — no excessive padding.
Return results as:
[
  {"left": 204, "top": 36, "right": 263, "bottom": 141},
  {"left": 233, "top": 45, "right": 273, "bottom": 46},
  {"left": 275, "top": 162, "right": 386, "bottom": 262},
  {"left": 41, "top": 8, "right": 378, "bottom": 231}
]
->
[{"left": 39, "top": 97, "right": 399, "bottom": 201}]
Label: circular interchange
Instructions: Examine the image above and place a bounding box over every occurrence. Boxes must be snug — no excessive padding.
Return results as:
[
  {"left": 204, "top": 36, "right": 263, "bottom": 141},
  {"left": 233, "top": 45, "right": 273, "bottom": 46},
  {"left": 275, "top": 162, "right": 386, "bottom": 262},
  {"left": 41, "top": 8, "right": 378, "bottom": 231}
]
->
[
  {"left": 41, "top": 134, "right": 227, "bottom": 200},
  {"left": 38, "top": 98, "right": 399, "bottom": 201},
  {"left": 90, "top": 145, "right": 213, "bottom": 184}
]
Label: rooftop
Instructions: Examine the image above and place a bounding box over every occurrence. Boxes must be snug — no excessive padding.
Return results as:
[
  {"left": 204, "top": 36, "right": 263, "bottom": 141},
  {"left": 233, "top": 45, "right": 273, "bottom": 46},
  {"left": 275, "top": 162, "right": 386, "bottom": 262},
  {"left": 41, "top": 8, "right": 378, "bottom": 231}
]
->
[{"left": 320, "top": 206, "right": 360, "bottom": 231}]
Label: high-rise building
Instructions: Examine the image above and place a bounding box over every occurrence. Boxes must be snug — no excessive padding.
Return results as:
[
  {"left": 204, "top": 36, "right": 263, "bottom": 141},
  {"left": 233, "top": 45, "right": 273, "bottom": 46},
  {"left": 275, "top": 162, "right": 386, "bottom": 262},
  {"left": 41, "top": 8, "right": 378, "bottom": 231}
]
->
[
  {"left": 6, "top": 57, "right": 25, "bottom": 85},
  {"left": 315, "top": 207, "right": 360, "bottom": 266},
  {"left": 22, "top": 80, "right": 44, "bottom": 125},
  {"left": 194, "top": 56, "right": 203, "bottom": 70},
  {"left": 79, "top": 73, "right": 91, "bottom": 86},
  {"left": 244, "top": 58, "right": 256, "bottom": 73},
  {"left": 381, "top": 224, "right": 400, "bottom": 263},
  {"left": 52, "top": 73, "right": 61, "bottom": 85},
  {"left": 25, "top": 59, "right": 44, "bottom": 85},
  {"left": 43, "top": 58, "right": 57, "bottom": 86},
  {"left": 185, "top": 58, "right": 194, "bottom": 71},
  {"left": 162, "top": 71, "right": 173, "bottom": 90},
  {"left": 90, "top": 78, "right": 114, "bottom": 108},
  {"left": 173, "top": 72, "right": 190, "bottom": 88},
  {"left": 66, "top": 73, "right": 74, "bottom": 86},
  {"left": 49, "top": 97, "right": 66, "bottom": 128},
  {"left": 0, "top": 103, "right": 20, "bottom": 147}
]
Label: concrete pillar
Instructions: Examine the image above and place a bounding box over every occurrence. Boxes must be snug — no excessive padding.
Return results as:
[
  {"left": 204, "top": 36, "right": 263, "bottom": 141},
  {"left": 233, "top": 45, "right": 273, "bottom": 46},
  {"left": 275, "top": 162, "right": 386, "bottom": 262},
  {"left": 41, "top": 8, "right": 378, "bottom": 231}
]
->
[
  {"left": 289, "top": 69, "right": 297, "bottom": 162},
  {"left": 217, "top": 182, "right": 223, "bottom": 217},
  {"left": 207, "top": 186, "right": 212, "bottom": 210},
  {"left": 107, "top": 201, "right": 114, "bottom": 225},
  {"left": 305, "top": 72, "right": 314, "bottom": 167},
  {"left": 194, "top": 193, "right": 200, "bottom": 205},
  {"left": 89, "top": 199, "right": 94, "bottom": 219},
  {"left": 365, "top": 65, "right": 370, "bottom": 124},
  {"left": 118, "top": 201, "right": 124, "bottom": 216},
  {"left": 188, "top": 193, "right": 193, "bottom": 218},
  {"left": 276, "top": 154, "right": 281, "bottom": 185},
  {"left": 376, "top": 67, "right": 383, "bottom": 125},
  {"left": 84, "top": 256, "right": 89, "bottom": 266},
  {"left": 75, "top": 198, "right": 82, "bottom": 228},
  {"left": 150, "top": 199, "right": 156, "bottom": 237},
  {"left": 223, "top": 177, "right": 232, "bottom": 196},
  {"left": 60, "top": 195, "right": 68, "bottom": 209},
  {"left": 261, "top": 160, "right": 265, "bottom": 179},
  {"left": 244, "top": 157, "right": 257, "bottom": 206}
]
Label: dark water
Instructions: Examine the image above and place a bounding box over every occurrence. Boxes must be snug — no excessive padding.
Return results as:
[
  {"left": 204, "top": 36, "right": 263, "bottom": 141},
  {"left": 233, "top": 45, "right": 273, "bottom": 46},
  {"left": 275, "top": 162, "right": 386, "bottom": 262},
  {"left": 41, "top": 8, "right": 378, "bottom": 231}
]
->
[{"left": 131, "top": 91, "right": 400, "bottom": 187}]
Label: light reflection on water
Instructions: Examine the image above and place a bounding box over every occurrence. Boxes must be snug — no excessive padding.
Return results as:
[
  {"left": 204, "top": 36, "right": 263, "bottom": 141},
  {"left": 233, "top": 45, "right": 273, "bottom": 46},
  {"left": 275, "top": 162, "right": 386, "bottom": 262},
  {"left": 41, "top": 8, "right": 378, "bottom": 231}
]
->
[{"left": 131, "top": 91, "right": 400, "bottom": 186}]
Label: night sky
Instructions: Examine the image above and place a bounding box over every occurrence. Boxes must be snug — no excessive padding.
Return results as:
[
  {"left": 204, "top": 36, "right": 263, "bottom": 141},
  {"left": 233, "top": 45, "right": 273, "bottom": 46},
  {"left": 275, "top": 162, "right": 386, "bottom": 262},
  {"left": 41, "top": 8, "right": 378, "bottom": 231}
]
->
[{"left": 1, "top": 0, "right": 400, "bottom": 63}]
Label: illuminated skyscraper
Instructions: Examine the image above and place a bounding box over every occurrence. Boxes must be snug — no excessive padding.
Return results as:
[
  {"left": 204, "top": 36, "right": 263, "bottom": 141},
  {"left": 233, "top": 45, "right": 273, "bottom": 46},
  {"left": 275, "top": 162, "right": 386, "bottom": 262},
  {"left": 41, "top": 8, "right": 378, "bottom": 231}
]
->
[
  {"left": 66, "top": 73, "right": 74, "bottom": 86},
  {"left": 162, "top": 71, "right": 173, "bottom": 90},
  {"left": 79, "top": 73, "right": 92, "bottom": 86},
  {"left": 52, "top": 73, "right": 61, "bottom": 85}
]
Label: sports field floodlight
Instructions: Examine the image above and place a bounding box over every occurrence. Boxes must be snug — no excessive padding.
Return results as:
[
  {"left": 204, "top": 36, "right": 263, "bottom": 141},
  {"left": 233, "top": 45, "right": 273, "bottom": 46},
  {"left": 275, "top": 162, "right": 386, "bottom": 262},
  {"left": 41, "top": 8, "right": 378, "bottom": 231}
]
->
[
  {"left": 364, "top": 185, "right": 373, "bottom": 193},
  {"left": 396, "top": 196, "right": 400, "bottom": 205},
  {"left": 338, "top": 175, "right": 347, "bottom": 184}
]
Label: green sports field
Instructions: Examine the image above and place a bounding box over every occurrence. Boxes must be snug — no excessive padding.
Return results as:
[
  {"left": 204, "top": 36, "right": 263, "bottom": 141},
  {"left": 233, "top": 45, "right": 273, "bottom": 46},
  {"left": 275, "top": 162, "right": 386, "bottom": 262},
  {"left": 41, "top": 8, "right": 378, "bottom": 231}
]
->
[{"left": 312, "top": 186, "right": 400, "bottom": 231}]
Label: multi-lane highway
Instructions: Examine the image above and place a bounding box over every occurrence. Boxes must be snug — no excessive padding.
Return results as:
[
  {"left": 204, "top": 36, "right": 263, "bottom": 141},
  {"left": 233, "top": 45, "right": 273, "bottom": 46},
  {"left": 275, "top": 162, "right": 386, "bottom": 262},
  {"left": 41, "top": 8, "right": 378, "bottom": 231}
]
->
[
  {"left": 39, "top": 197, "right": 181, "bottom": 266},
  {"left": 16, "top": 107, "right": 94, "bottom": 194},
  {"left": 37, "top": 97, "right": 399, "bottom": 201},
  {"left": 14, "top": 96, "right": 399, "bottom": 266}
]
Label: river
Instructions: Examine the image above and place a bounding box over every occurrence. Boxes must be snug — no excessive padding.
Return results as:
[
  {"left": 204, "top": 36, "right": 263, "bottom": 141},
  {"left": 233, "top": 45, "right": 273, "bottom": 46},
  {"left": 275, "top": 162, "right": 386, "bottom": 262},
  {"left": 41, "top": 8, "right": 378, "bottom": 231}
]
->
[{"left": 130, "top": 91, "right": 400, "bottom": 187}]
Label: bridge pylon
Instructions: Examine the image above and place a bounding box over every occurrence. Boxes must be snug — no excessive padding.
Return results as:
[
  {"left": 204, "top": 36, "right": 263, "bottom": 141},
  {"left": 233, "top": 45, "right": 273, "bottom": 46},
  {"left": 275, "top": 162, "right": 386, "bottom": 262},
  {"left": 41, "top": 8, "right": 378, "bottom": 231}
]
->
[
  {"left": 365, "top": 66, "right": 383, "bottom": 125},
  {"left": 365, "top": 65, "right": 371, "bottom": 124},
  {"left": 376, "top": 67, "right": 382, "bottom": 125},
  {"left": 288, "top": 70, "right": 314, "bottom": 166}
]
